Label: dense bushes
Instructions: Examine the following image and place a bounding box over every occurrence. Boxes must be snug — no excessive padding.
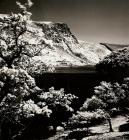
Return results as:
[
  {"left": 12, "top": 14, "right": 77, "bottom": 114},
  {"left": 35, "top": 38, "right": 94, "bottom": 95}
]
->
[
  {"left": 80, "top": 96, "right": 106, "bottom": 111},
  {"left": 0, "top": 68, "right": 78, "bottom": 139},
  {"left": 67, "top": 109, "right": 107, "bottom": 129},
  {"left": 0, "top": 68, "right": 44, "bottom": 140},
  {"left": 96, "top": 48, "right": 129, "bottom": 80},
  {"left": 38, "top": 87, "right": 78, "bottom": 128},
  {"left": 78, "top": 78, "right": 129, "bottom": 132},
  {"left": 81, "top": 80, "right": 129, "bottom": 113}
]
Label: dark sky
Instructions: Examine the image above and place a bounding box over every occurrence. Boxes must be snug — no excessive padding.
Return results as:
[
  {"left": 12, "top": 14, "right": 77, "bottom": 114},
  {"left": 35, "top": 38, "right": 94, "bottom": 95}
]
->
[{"left": 0, "top": 0, "right": 129, "bottom": 44}]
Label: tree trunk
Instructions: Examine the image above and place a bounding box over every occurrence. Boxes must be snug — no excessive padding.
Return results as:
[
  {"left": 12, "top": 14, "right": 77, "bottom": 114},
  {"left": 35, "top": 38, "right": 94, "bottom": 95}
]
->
[{"left": 107, "top": 118, "right": 114, "bottom": 132}]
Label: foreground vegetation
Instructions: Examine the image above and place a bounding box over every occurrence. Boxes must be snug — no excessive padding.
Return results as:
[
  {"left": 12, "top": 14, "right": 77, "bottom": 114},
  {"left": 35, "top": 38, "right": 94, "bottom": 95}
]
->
[
  {"left": 0, "top": 1, "right": 78, "bottom": 140},
  {"left": 0, "top": 0, "right": 129, "bottom": 140}
]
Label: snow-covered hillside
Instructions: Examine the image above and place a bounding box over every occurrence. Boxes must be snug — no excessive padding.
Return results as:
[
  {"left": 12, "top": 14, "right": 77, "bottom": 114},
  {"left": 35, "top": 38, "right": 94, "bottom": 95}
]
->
[
  {"left": 29, "top": 21, "right": 111, "bottom": 67},
  {"left": 77, "top": 41, "right": 111, "bottom": 64}
]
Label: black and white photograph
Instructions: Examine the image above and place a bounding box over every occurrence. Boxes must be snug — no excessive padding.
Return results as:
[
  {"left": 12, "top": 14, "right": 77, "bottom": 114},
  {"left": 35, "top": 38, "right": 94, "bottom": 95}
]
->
[{"left": 0, "top": 0, "right": 129, "bottom": 139}]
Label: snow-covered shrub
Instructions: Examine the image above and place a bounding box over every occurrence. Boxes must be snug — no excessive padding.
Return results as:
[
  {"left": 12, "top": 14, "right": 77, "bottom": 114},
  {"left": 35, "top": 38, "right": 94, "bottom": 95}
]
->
[
  {"left": 0, "top": 11, "right": 28, "bottom": 68},
  {"left": 0, "top": 68, "right": 53, "bottom": 139},
  {"left": 94, "top": 81, "right": 118, "bottom": 108},
  {"left": 93, "top": 81, "right": 129, "bottom": 109},
  {"left": 96, "top": 48, "right": 129, "bottom": 80},
  {"left": 38, "top": 87, "right": 78, "bottom": 127},
  {"left": 18, "top": 99, "right": 52, "bottom": 118},
  {"left": 80, "top": 80, "right": 129, "bottom": 133},
  {"left": 0, "top": 1, "right": 56, "bottom": 139},
  {"left": 67, "top": 109, "right": 107, "bottom": 129},
  {"left": 121, "top": 77, "right": 129, "bottom": 107},
  {"left": 80, "top": 96, "right": 106, "bottom": 111},
  {"left": 0, "top": 67, "right": 40, "bottom": 100},
  {"left": 39, "top": 87, "right": 77, "bottom": 111},
  {"left": 0, "top": 67, "right": 40, "bottom": 116}
]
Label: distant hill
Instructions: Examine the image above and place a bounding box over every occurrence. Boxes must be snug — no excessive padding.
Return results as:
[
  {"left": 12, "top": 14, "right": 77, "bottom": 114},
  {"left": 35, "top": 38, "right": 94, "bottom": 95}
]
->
[
  {"left": 30, "top": 22, "right": 111, "bottom": 67},
  {"left": 100, "top": 43, "right": 129, "bottom": 51}
]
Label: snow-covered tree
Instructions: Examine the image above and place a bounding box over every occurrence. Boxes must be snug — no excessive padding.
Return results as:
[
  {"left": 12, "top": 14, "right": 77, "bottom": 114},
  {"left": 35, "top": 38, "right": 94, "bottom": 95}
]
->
[
  {"left": 80, "top": 81, "right": 119, "bottom": 132},
  {"left": 94, "top": 81, "right": 129, "bottom": 109},
  {"left": 0, "top": 67, "right": 50, "bottom": 140},
  {"left": 67, "top": 109, "right": 107, "bottom": 131},
  {"left": 80, "top": 96, "right": 106, "bottom": 111},
  {"left": 0, "top": 68, "right": 77, "bottom": 139},
  {"left": 96, "top": 48, "right": 129, "bottom": 80},
  {"left": 94, "top": 81, "right": 118, "bottom": 108},
  {"left": 0, "top": 0, "right": 45, "bottom": 70},
  {"left": 80, "top": 80, "right": 129, "bottom": 132},
  {"left": 38, "top": 87, "right": 78, "bottom": 128}
]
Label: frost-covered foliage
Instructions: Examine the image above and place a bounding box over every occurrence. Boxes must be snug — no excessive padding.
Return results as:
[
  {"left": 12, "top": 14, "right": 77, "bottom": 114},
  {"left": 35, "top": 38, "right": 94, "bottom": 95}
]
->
[
  {"left": 0, "top": 67, "right": 40, "bottom": 100},
  {"left": 79, "top": 80, "right": 129, "bottom": 133},
  {"left": 0, "top": 67, "right": 54, "bottom": 139},
  {"left": 80, "top": 96, "right": 106, "bottom": 111},
  {"left": 16, "top": 0, "right": 33, "bottom": 18},
  {"left": 39, "top": 87, "right": 77, "bottom": 110},
  {"left": 79, "top": 78, "right": 129, "bottom": 132},
  {"left": 121, "top": 77, "right": 129, "bottom": 107},
  {"left": 80, "top": 81, "right": 128, "bottom": 112},
  {"left": 0, "top": 10, "right": 29, "bottom": 68},
  {"left": 0, "top": 68, "right": 78, "bottom": 139},
  {"left": 95, "top": 48, "right": 129, "bottom": 108},
  {"left": 0, "top": 67, "right": 41, "bottom": 119},
  {"left": 19, "top": 99, "right": 52, "bottom": 118},
  {"left": 94, "top": 81, "right": 129, "bottom": 109},
  {"left": 38, "top": 87, "right": 78, "bottom": 126},
  {"left": 0, "top": 0, "right": 50, "bottom": 76},
  {"left": 0, "top": 0, "right": 80, "bottom": 139},
  {"left": 94, "top": 81, "right": 118, "bottom": 108},
  {"left": 67, "top": 109, "right": 107, "bottom": 129},
  {"left": 96, "top": 48, "right": 129, "bottom": 79}
]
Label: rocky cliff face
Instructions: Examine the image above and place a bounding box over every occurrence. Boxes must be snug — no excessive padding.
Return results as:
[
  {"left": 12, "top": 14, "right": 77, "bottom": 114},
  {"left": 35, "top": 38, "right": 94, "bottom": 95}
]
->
[{"left": 30, "top": 21, "right": 111, "bottom": 67}]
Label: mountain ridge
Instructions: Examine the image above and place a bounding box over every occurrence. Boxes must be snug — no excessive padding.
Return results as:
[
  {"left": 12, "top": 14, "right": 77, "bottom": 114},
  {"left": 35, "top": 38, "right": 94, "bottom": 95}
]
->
[
  {"left": 100, "top": 43, "right": 129, "bottom": 51},
  {"left": 31, "top": 21, "right": 111, "bottom": 67}
]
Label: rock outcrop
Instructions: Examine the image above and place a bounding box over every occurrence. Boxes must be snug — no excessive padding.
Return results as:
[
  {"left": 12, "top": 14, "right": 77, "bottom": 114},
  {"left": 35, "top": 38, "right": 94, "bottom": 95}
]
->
[{"left": 31, "top": 21, "right": 111, "bottom": 67}]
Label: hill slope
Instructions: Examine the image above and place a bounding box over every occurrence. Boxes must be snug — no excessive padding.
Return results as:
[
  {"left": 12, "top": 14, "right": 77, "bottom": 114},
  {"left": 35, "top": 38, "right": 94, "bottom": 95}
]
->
[{"left": 31, "top": 22, "right": 111, "bottom": 67}]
